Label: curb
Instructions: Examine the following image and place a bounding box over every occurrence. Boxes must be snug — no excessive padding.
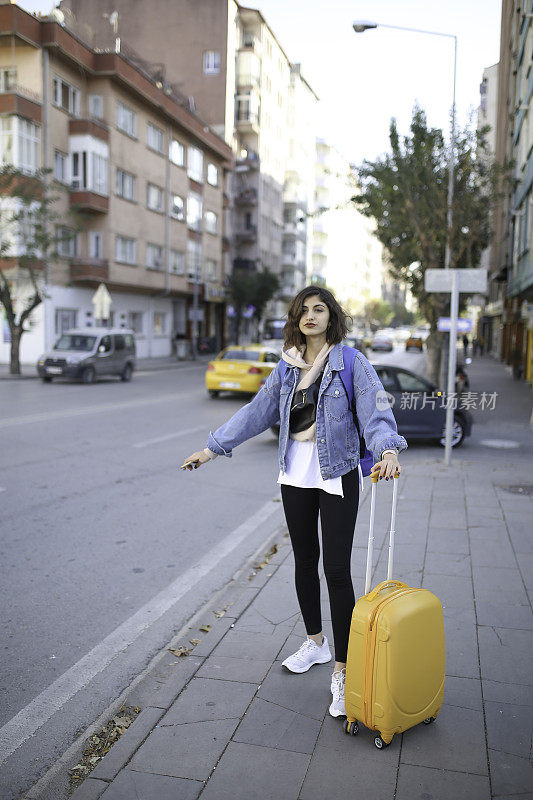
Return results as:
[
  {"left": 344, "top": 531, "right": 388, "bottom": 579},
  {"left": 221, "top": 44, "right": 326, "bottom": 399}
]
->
[
  {"left": 0, "top": 358, "right": 212, "bottom": 381},
  {"left": 22, "top": 517, "right": 291, "bottom": 800}
]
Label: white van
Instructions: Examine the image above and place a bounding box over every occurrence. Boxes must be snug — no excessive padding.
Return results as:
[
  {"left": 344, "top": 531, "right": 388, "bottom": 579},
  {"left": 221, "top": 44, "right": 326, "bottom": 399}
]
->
[{"left": 37, "top": 327, "right": 136, "bottom": 383}]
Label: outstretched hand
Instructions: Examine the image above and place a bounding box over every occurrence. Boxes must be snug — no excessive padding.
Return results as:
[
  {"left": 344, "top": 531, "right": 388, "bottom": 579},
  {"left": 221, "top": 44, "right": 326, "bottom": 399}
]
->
[{"left": 180, "top": 450, "right": 211, "bottom": 471}]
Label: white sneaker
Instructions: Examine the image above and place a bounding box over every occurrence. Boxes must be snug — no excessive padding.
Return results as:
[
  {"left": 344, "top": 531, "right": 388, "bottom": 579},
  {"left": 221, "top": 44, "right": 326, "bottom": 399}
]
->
[
  {"left": 281, "top": 635, "right": 332, "bottom": 673},
  {"left": 329, "top": 667, "right": 346, "bottom": 717}
]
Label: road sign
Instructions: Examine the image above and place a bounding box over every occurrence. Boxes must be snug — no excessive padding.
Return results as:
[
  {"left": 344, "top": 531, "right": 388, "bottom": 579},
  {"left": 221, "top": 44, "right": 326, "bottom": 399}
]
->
[
  {"left": 438, "top": 317, "right": 473, "bottom": 333},
  {"left": 425, "top": 268, "right": 487, "bottom": 293},
  {"left": 424, "top": 269, "right": 487, "bottom": 467},
  {"left": 91, "top": 283, "right": 112, "bottom": 320}
]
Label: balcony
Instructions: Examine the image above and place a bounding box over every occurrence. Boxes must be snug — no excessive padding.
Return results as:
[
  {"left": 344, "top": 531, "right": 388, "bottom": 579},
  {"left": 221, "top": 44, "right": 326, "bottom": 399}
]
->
[
  {"left": 69, "top": 117, "right": 109, "bottom": 142},
  {"left": 236, "top": 72, "right": 260, "bottom": 89},
  {"left": 235, "top": 151, "right": 260, "bottom": 172},
  {"left": 234, "top": 187, "right": 258, "bottom": 206},
  {"left": 236, "top": 111, "right": 259, "bottom": 134},
  {"left": 284, "top": 221, "right": 306, "bottom": 237},
  {"left": 234, "top": 225, "right": 257, "bottom": 244},
  {"left": 70, "top": 258, "right": 109, "bottom": 284},
  {"left": 69, "top": 190, "right": 109, "bottom": 213}
]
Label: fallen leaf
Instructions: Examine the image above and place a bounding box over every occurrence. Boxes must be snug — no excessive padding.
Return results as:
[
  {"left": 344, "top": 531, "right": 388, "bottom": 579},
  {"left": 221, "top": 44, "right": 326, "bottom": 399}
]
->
[
  {"left": 189, "top": 638, "right": 201, "bottom": 646},
  {"left": 169, "top": 645, "right": 192, "bottom": 657},
  {"left": 199, "top": 624, "right": 211, "bottom": 632}
]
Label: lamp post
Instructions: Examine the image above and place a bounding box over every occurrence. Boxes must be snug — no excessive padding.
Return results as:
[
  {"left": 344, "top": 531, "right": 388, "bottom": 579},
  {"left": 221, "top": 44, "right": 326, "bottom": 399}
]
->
[{"left": 353, "top": 20, "right": 459, "bottom": 465}]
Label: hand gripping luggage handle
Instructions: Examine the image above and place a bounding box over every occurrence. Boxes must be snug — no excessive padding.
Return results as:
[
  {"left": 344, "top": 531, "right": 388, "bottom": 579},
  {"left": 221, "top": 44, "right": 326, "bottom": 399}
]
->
[
  {"left": 366, "top": 580, "right": 409, "bottom": 602},
  {"left": 364, "top": 471, "right": 400, "bottom": 595}
]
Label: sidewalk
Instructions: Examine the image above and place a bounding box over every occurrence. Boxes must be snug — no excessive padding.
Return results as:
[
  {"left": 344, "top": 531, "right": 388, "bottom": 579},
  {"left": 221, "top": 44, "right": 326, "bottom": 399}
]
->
[
  {"left": 34, "top": 356, "right": 533, "bottom": 800},
  {"left": 0, "top": 354, "right": 212, "bottom": 380}
]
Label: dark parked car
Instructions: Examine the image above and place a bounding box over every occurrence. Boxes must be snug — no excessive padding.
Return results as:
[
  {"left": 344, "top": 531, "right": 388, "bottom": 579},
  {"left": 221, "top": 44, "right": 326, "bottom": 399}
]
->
[{"left": 270, "top": 363, "right": 472, "bottom": 448}]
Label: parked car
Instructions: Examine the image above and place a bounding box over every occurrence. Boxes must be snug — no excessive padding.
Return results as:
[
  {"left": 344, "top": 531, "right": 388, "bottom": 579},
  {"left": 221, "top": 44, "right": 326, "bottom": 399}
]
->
[
  {"left": 370, "top": 334, "right": 394, "bottom": 352},
  {"left": 270, "top": 363, "right": 472, "bottom": 448},
  {"left": 405, "top": 335, "right": 424, "bottom": 352},
  {"left": 205, "top": 344, "right": 281, "bottom": 397},
  {"left": 371, "top": 363, "right": 471, "bottom": 447},
  {"left": 37, "top": 328, "right": 136, "bottom": 383}
]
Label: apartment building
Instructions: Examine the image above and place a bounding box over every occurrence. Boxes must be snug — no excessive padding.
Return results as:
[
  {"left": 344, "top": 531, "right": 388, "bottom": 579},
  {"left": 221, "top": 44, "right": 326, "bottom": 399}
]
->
[
  {"left": 0, "top": 3, "right": 232, "bottom": 364},
  {"left": 59, "top": 0, "right": 318, "bottom": 336},
  {"left": 278, "top": 64, "right": 319, "bottom": 312},
  {"left": 476, "top": 63, "right": 502, "bottom": 356},
  {"left": 482, "top": 0, "right": 533, "bottom": 383},
  {"left": 311, "top": 138, "right": 385, "bottom": 315}
]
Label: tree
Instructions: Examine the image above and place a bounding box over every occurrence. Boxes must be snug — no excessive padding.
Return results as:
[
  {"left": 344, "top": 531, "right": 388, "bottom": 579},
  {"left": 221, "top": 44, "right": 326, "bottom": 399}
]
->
[
  {"left": 228, "top": 267, "right": 279, "bottom": 343},
  {"left": 363, "top": 298, "right": 393, "bottom": 329},
  {"left": 351, "top": 107, "right": 511, "bottom": 383},
  {"left": 0, "top": 165, "right": 76, "bottom": 375}
]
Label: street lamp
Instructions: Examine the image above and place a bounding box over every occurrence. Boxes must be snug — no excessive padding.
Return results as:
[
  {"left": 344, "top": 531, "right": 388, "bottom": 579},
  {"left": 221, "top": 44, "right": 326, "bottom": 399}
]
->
[{"left": 353, "top": 20, "right": 459, "bottom": 465}]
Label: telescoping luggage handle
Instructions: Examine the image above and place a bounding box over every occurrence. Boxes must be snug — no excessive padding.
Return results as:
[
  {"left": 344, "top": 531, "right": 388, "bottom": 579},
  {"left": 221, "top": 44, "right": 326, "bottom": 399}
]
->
[{"left": 364, "top": 470, "right": 401, "bottom": 596}]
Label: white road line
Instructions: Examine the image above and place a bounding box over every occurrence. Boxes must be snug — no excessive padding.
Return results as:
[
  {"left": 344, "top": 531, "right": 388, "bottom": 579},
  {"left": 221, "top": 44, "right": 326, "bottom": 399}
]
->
[
  {"left": 0, "top": 391, "right": 198, "bottom": 429},
  {"left": 0, "top": 498, "right": 282, "bottom": 765},
  {"left": 134, "top": 426, "right": 205, "bottom": 448}
]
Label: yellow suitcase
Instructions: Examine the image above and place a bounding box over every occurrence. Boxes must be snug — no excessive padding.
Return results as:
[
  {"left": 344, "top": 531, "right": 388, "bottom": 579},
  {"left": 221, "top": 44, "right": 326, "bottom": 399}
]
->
[{"left": 344, "top": 471, "right": 445, "bottom": 748}]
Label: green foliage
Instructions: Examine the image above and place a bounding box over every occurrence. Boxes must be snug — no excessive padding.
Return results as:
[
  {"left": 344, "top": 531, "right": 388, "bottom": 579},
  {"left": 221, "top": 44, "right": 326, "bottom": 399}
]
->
[
  {"left": 229, "top": 266, "right": 280, "bottom": 342},
  {"left": 352, "top": 106, "right": 511, "bottom": 331},
  {"left": 0, "top": 165, "right": 80, "bottom": 373}
]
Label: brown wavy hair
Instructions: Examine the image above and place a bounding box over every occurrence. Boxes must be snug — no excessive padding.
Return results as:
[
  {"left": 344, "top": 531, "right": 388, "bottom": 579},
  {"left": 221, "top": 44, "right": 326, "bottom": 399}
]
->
[{"left": 282, "top": 286, "right": 353, "bottom": 350}]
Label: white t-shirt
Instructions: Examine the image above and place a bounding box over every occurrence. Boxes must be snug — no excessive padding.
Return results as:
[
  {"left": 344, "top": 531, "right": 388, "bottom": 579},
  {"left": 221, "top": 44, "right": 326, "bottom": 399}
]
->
[{"left": 277, "top": 438, "right": 364, "bottom": 496}]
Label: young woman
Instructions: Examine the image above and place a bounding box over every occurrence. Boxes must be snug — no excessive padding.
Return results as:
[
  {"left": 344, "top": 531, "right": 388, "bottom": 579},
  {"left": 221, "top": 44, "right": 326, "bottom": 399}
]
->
[{"left": 181, "top": 286, "right": 407, "bottom": 717}]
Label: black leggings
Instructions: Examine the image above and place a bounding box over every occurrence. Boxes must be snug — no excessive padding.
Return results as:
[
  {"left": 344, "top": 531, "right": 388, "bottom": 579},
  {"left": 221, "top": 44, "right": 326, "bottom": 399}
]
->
[{"left": 280, "top": 467, "right": 360, "bottom": 663}]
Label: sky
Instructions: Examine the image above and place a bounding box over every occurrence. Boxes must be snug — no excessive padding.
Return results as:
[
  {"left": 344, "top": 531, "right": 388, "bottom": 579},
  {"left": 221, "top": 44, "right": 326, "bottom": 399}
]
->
[{"left": 18, "top": 0, "right": 502, "bottom": 166}]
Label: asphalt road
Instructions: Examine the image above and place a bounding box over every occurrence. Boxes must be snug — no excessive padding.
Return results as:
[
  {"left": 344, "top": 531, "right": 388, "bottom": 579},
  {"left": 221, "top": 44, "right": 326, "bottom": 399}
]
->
[{"left": 0, "top": 345, "right": 427, "bottom": 797}]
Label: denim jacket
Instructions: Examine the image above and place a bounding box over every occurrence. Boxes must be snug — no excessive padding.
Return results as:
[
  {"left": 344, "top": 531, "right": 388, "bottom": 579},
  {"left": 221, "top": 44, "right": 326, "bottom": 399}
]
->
[{"left": 206, "top": 342, "right": 407, "bottom": 480}]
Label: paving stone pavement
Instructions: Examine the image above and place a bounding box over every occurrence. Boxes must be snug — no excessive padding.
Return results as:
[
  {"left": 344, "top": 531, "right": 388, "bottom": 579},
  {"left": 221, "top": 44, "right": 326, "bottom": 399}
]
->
[{"left": 63, "top": 357, "right": 533, "bottom": 800}]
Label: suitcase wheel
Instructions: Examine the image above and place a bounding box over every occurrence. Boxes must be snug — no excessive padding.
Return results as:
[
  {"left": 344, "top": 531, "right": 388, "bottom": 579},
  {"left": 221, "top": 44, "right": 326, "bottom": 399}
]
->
[
  {"left": 374, "top": 735, "right": 390, "bottom": 749},
  {"left": 422, "top": 717, "right": 435, "bottom": 725},
  {"left": 343, "top": 720, "right": 359, "bottom": 736}
]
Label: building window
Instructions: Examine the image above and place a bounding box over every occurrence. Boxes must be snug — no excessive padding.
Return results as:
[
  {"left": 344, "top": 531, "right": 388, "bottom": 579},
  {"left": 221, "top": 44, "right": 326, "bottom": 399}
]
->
[
  {"left": 169, "top": 138, "right": 185, "bottom": 166},
  {"left": 170, "top": 193, "right": 185, "bottom": 220},
  {"left": 0, "top": 117, "right": 40, "bottom": 173},
  {"left": 146, "top": 242, "right": 164, "bottom": 269},
  {"left": 116, "top": 101, "right": 137, "bottom": 136},
  {"left": 116, "top": 168, "right": 136, "bottom": 200},
  {"left": 236, "top": 91, "right": 259, "bottom": 124},
  {"left": 203, "top": 51, "right": 220, "bottom": 74},
  {"left": 127, "top": 311, "right": 143, "bottom": 333},
  {"left": 55, "top": 308, "right": 77, "bottom": 334},
  {"left": 53, "top": 75, "right": 80, "bottom": 115},
  {"left": 56, "top": 225, "right": 78, "bottom": 258},
  {"left": 71, "top": 149, "right": 108, "bottom": 195},
  {"left": 88, "top": 94, "right": 104, "bottom": 119},
  {"left": 92, "top": 153, "right": 108, "bottom": 195},
  {"left": 153, "top": 312, "right": 166, "bottom": 335},
  {"left": 187, "top": 191, "right": 203, "bottom": 230},
  {"left": 0, "top": 68, "right": 17, "bottom": 93},
  {"left": 207, "top": 163, "right": 218, "bottom": 186},
  {"left": 147, "top": 122, "right": 164, "bottom": 153},
  {"left": 89, "top": 231, "right": 103, "bottom": 259},
  {"left": 187, "top": 238, "right": 202, "bottom": 279},
  {"left": 187, "top": 145, "right": 203, "bottom": 182},
  {"left": 147, "top": 182, "right": 164, "bottom": 212},
  {"left": 53, "top": 150, "right": 68, "bottom": 183},
  {"left": 205, "top": 259, "right": 217, "bottom": 280},
  {"left": 205, "top": 210, "right": 218, "bottom": 234},
  {"left": 116, "top": 235, "right": 136, "bottom": 265},
  {"left": 170, "top": 249, "right": 185, "bottom": 274}
]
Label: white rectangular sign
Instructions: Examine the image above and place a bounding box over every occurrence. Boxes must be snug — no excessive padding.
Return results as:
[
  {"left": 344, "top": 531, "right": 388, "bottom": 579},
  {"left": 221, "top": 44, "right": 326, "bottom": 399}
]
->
[{"left": 425, "top": 268, "right": 488, "bottom": 294}]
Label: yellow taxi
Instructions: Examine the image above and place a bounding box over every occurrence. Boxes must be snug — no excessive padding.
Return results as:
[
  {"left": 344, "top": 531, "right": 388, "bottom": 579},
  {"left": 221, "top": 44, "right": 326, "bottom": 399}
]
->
[{"left": 205, "top": 344, "right": 281, "bottom": 397}]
